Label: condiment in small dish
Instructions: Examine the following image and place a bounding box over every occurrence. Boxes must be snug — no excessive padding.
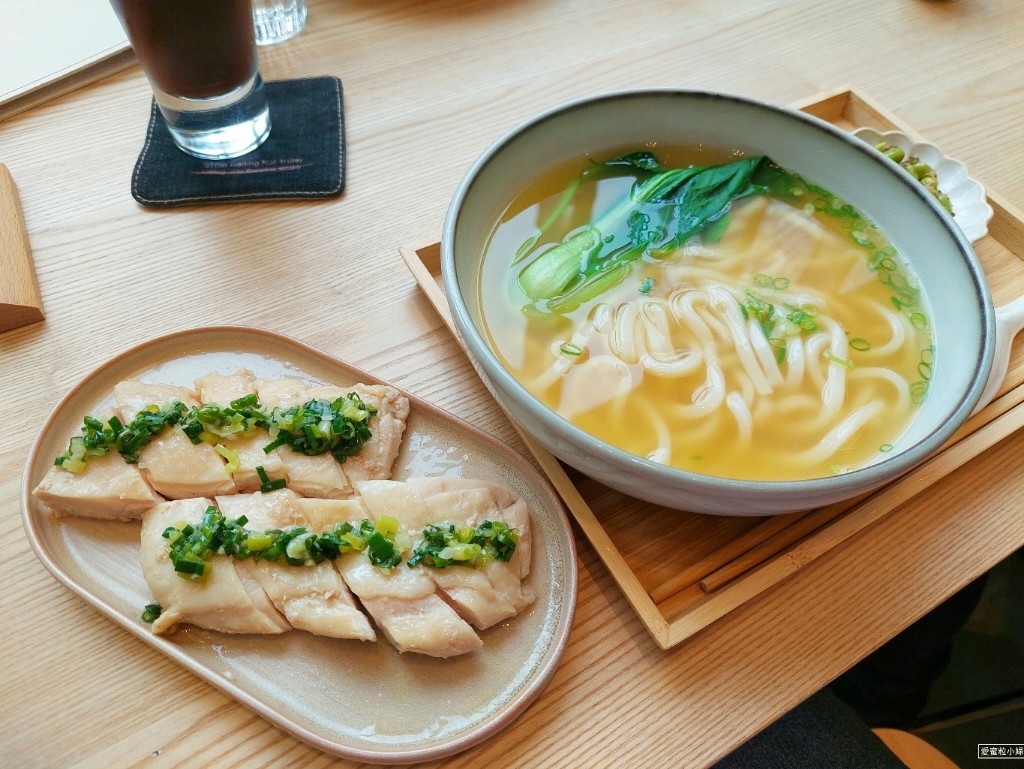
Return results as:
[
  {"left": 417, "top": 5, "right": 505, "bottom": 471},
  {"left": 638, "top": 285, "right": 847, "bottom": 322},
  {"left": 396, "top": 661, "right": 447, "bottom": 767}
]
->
[{"left": 853, "top": 127, "right": 993, "bottom": 243}]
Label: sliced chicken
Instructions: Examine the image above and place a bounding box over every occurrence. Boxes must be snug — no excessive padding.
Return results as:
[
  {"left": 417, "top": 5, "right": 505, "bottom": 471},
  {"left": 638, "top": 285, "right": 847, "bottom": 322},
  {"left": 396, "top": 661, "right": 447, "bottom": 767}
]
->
[
  {"left": 358, "top": 478, "right": 534, "bottom": 630},
  {"left": 405, "top": 477, "right": 536, "bottom": 614},
  {"left": 294, "top": 496, "right": 370, "bottom": 531},
  {"left": 193, "top": 370, "right": 287, "bottom": 493},
  {"left": 293, "top": 492, "right": 482, "bottom": 656},
  {"left": 32, "top": 451, "right": 164, "bottom": 521},
  {"left": 255, "top": 377, "right": 352, "bottom": 498},
  {"left": 114, "top": 381, "right": 235, "bottom": 499},
  {"left": 140, "top": 497, "right": 290, "bottom": 636},
  {"left": 193, "top": 369, "right": 257, "bottom": 408},
  {"left": 305, "top": 383, "right": 410, "bottom": 485},
  {"left": 336, "top": 549, "right": 482, "bottom": 658},
  {"left": 215, "top": 490, "right": 375, "bottom": 642}
]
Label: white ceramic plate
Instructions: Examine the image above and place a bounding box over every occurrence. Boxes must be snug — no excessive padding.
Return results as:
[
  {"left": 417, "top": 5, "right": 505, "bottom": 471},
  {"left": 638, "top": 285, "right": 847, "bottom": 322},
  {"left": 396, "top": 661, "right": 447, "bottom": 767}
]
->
[
  {"left": 21, "top": 326, "right": 576, "bottom": 764},
  {"left": 853, "top": 126, "right": 994, "bottom": 243}
]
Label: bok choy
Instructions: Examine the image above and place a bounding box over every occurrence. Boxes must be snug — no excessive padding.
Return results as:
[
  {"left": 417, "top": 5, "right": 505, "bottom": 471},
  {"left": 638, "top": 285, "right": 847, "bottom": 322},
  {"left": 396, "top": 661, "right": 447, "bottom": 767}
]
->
[{"left": 515, "top": 153, "right": 771, "bottom": 312}]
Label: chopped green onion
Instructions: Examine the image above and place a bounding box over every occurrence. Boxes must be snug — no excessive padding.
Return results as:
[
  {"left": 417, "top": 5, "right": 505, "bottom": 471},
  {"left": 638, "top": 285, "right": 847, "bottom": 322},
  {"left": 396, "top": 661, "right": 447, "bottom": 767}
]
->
[
  {"left": 256, "top": 465, "right": 286, "bottom": 493},
  {"left": 559, "top": 342, "right": 584, "bottom": 357},
  {"left": 55, "top": 401, "right": 188, "bottom": 471},
  {"left": 55, "top": 392, "right": 378, "bottom": 473},
  {"left": 824, "top": 353, "right": 853, "bottom": 369},
  {"left": 753, "top": 273, "right": 790, "bottom": 291},
  {"left": 639, "top": 277, "right": 655, "bottom": 295},
  {"left": 141, "top": 604, "right": 163, "bottom": 623},
  {"left": 848, "top": 338, "right": 871, "bottom": 352},
  {"left": 214, "top": 444, "right": 240, "bottom": 472},
  {"left": 366, "top": 531, "right": 402, "bottom": 569},
  {"left": 156, "top": 500, "right": 519, "bottom": 587},
  {"left": 407, "top": 520, "right": 519, "bottom": 568}
]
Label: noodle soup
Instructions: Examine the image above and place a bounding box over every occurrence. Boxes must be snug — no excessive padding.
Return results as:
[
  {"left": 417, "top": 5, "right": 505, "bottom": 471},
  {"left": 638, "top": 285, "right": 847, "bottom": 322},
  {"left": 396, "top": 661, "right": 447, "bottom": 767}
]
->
[{"left": 477, "top": 146, "right": 933, "bottom": 482}]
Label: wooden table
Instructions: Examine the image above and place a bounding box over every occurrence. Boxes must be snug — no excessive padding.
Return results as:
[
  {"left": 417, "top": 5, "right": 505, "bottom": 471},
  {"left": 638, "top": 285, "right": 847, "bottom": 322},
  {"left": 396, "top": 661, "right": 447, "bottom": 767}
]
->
[{"left": 3, "top": 1, "right": 1024, "bottom": 766}]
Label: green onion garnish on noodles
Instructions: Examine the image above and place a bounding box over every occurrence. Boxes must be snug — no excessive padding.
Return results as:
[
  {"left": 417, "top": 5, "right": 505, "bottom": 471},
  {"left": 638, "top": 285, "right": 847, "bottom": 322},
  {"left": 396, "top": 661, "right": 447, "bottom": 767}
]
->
[
  {"left": 559, "top": 342, "right": 584, "bottom": 357},
  {"left": 848, "top": 338, "right": 872, "bottom": 352},
  {"left": 824, "top": 353, "right": 854, "bottom": 369}
]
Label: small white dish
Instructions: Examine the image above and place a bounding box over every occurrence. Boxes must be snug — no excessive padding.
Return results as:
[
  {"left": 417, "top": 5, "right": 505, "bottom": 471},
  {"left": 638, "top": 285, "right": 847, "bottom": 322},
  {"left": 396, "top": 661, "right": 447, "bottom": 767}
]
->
[{"left": 853, "top": 127, "right": 994, "bottom": 243}]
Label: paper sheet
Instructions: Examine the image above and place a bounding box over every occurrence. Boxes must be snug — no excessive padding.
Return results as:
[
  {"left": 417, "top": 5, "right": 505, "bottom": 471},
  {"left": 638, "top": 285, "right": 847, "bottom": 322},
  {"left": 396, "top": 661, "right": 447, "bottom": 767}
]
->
[{"left": 0, "top": 0, "right": 131, "bottom": 120}]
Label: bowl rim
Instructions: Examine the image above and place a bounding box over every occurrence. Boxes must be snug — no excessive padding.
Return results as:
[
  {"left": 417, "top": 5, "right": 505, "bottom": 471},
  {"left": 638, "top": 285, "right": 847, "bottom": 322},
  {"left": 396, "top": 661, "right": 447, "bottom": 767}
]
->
[{"left": 441, "top": 87, "right": 996, "bottom": 504}]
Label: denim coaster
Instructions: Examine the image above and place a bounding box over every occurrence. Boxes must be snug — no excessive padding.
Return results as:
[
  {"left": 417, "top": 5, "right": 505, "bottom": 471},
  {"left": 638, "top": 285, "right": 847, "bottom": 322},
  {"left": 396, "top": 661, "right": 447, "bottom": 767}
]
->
[{"left": 131, "top": 76, "right": 345, "bottom": 207}]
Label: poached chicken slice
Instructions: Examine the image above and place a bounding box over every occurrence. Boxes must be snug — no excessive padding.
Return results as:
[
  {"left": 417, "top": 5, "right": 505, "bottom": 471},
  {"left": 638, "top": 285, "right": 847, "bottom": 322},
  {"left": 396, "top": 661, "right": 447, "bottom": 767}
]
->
[
  {"left": 358, "top": 478, "right": 534, "bottom": 630},
  {"left": 114, "top": 381, "right": 235, "bottom": 499},
  {"left": 255, "top": 377, "right": 351, "bottom": 498},
  {"left": 141, "top": 497, "right": 289, "bottom": 636},
  {"left": 406, "top": 477, "right": 536, "bottom": 614},
  {"left": 305, "top": 383, "right": 410, "bottom": 485},
  {"left": 33, "top": 408, "right": 164, "bottom": 521},
  {"left": 193, "top": 370, "right": 288, "bottom": 494},
  {"left": 215, "top": 490, "right": 376, "bottom": 642},
  {"left": 295, "top": 494, "right": 482, "bottom": 657},
  {"left": 336, "top": 550, "right": 483, "bottom": 658}
]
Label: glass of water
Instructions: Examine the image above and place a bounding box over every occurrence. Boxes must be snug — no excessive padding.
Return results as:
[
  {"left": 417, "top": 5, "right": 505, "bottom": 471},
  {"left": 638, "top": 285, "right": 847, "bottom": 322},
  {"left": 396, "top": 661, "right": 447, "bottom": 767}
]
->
[{"left": 252, "top": 0, "right": 308, "bottom": 45}]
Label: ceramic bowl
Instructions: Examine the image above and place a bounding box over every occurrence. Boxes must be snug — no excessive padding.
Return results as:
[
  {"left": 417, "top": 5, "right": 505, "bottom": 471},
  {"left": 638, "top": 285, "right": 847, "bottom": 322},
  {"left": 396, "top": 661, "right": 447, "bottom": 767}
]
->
[
  {"left": 852, "top": 127, "right": 994, "bottom": 243},
  {"left": 442, "top": 89, "right": 996, "bottom": 516}
]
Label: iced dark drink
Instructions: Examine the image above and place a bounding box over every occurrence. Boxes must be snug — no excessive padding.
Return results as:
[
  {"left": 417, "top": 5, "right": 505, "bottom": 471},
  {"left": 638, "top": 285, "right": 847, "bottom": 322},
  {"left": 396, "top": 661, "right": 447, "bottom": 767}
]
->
[{"left": 108, "top": 0, "right": 271, "bottom": 159}]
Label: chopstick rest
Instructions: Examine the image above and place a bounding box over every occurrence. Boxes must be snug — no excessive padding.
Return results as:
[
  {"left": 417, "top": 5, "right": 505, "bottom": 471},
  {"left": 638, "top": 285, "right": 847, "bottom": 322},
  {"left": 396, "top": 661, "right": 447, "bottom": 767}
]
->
[
  {"left": 0, "top": 163, "right": 44, "bottom": 333},
  {"left": 131, "top": 76, "right": 345, "bottom": 207}
]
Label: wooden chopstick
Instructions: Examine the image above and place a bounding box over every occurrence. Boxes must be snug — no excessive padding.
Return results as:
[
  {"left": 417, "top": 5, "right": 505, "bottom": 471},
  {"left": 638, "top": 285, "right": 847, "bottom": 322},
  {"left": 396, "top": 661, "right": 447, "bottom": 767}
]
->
[
  {"left": 648, "top": 511, "right": 805, "bottom": 603},
  {"left": 697, "top": 496, "right": 866, "bottom": 593}
]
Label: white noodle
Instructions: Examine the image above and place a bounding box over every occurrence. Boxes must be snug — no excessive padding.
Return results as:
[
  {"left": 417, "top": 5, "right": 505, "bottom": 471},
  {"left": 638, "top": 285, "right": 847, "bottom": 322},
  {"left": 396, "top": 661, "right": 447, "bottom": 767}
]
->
[
  {"left": 748, "top": 317, "right": 785, "bottom": 388},
  {"left": 590, "top": 302, "right": 614, "bottom": 334},
  {"left": 639, "top": 299, "right": 675, "bottom": 357},
  {"left": 708, "top": 285, "right": 773, "bottom": 396},
  {"left": 641, "top": 350, "right": 704, "bottom": 377},
  {"left": 862, "top": 308, "right": 909, "bottom": 359},
  {"left": 611, "top": 302, "right": 641, "bottom": 364},
  {"left": 804, "top": 332, "right": 832, "bottom": 390},
  {"left": 668, "top": 289, "right": 716, "bottom": 349},
  {"left": 726, "top": 392, "right": 753, "bottom": 444},
  {"left": 793, "top": 401, "right": 885, "bottom": 465},
  {"left": 849, "top": 367, "right": 913, "bottom": 412},
  {"left": 784, "top": 335, "right": 805, "bottom": 389},
  {"left": 820, "top": 321, "right": 849, "bottom": 416}
]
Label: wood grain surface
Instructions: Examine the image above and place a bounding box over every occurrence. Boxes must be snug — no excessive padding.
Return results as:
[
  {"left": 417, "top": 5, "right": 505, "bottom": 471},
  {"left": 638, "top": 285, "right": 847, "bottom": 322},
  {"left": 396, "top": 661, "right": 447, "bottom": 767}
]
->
[
  {"left": 2, "top": 1, "right": 1024, "bottom": 767},
  {"left": 0, "top": 163, "right": 44, "bottom": 331}
]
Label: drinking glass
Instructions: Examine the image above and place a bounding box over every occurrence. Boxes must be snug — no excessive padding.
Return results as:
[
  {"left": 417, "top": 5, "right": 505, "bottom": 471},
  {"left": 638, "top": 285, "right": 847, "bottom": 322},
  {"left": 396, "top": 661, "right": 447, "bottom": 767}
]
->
[
  {"left": 252, "top": 0, "right": 308, "bottom": 45},
  {"left": 108, "top": 0, "right": 271, "bottom": 160}
]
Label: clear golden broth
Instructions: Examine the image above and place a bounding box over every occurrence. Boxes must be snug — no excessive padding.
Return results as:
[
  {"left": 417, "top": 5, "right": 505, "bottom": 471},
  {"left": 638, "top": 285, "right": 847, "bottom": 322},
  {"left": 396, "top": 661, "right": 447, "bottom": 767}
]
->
[{"left": 477, "top": 147, "right": 932, "bottom": 482}]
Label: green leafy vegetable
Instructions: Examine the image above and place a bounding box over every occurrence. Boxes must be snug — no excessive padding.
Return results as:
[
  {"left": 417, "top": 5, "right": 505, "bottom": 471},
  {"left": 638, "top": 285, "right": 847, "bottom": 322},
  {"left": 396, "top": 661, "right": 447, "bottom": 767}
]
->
[{"left": 515, "top": 155, "right": 768, "bottom": 310}]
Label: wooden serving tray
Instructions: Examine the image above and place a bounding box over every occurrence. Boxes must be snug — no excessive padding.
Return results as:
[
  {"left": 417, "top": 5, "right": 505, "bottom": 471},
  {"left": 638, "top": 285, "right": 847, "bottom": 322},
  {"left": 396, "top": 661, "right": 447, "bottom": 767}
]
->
[{"left": 400, "top": 86, "right": 1024, "bottom": 649}]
